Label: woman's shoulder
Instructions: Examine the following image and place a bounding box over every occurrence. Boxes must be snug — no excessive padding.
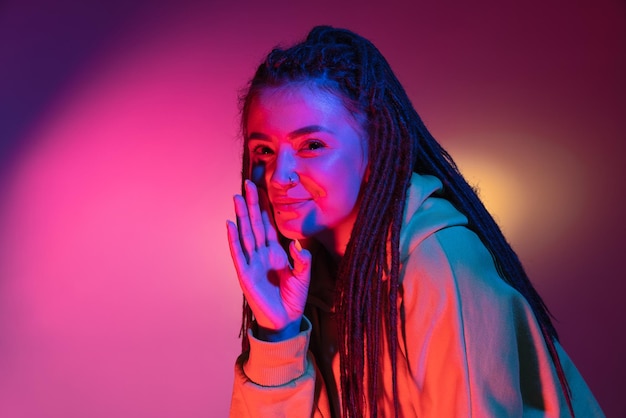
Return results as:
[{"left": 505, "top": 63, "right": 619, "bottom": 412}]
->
[
  {"left": 400, "top": 224, "right": 522, "bottom": 312},
  {"left": 399, "top": 172, "right": 525, "bottom": 307}
]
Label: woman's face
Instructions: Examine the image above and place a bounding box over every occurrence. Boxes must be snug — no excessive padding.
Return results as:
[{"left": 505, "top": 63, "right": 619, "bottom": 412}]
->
[{"left": 246, "top": 84, "right": 368, "bottom": 251}]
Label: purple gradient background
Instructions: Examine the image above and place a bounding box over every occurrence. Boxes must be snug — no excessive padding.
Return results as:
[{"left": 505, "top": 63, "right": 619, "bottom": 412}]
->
[{"left": 0, "top": 1, "right": 624, "bottom": 416}]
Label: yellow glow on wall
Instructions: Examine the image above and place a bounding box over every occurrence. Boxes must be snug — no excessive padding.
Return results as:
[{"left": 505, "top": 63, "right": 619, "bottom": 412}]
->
[
  {"left": 447, "top": 135, "right": 589, "bottom": 257},
  {"left": 454, "top": 155, "right": 527, "bottom": 238}
]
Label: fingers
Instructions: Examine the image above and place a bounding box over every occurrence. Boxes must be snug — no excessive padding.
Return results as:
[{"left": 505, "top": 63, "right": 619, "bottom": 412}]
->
[
  {"left": 256, "top": 185, "right": 273, "bottom": 217},
  {"left": 244, "top": 180, "right": 267, "bottom": 249},
  {"left": 233, "top": 194, "right": 255, "bottom": 261},
  {"left": 262, "top": 210, "right": 278, "bottom": 243},
  {"left": 289, "top": 239, "right": 312, "bottom": 277},
  {"left": 232, "top": 180, "right": 273, "bottom": 264},
  {"left": 226, "top": 220, "right": 246, "bottom": 274}
]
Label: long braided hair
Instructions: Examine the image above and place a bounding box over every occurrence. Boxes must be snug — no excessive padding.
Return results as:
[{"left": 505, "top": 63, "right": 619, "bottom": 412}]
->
[{"left": 237, "top": 26, "right": 574, "bottom": 417}]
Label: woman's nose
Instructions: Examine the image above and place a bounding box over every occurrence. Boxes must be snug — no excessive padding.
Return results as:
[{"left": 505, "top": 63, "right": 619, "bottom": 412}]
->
[{"left": 270, "top": 148, "right": 297, "bottom": 188}]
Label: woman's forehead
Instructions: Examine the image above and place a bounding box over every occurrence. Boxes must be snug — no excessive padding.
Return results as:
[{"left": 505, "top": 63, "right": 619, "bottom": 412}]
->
[{"left": 247, "top": 84, "right": 365, "bottom": 135}]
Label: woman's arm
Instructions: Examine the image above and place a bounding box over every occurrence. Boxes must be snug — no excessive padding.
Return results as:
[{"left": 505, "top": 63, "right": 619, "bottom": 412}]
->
[{"left": 229, "top": 317, "right": 331, "bottom": 418}]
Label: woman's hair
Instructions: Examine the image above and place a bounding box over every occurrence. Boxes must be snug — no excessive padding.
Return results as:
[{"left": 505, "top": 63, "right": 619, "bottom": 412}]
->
[{"left": 238, "top": 26, "right": 573, "bottom": 417}]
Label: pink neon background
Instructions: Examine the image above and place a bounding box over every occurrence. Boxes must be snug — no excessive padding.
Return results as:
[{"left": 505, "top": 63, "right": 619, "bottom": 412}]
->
[{"left": 0, "top": 1, "right": 624, "bottom": 416}]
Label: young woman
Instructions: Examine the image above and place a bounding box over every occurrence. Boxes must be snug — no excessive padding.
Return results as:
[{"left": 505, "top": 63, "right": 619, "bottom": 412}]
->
[{"left": 226, "top": 26, "right": 604, "bottom": 417}]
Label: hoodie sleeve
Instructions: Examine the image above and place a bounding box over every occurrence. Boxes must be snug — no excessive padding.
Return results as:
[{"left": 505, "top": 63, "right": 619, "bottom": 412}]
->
[
  {"left": 398, "top": 225, "right": 604, "bottom": 417},
  {"left": 228, "top": 316, "right": 332, "bottom": 418}
]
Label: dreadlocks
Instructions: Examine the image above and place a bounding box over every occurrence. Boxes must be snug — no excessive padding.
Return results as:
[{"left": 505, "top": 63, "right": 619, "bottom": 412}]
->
[{"left": 237, "top": 25, "right": 574, "bottom": 417}]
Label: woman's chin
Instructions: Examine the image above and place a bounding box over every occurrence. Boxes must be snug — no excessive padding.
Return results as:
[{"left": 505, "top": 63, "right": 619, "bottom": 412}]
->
[
  {"left": 275, "top": 218, "right": 328, "bottom": 245},
  {"left": 278, "top": 230, "right": 307, "bottom": 242},
  {"left": 276, "top": 225, "right": 319, "bottom": 243}
]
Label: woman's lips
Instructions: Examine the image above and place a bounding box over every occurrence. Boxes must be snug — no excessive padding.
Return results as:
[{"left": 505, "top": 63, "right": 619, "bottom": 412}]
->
[{"left": 272, "top": 198, "right": 311, "bottom": 212}]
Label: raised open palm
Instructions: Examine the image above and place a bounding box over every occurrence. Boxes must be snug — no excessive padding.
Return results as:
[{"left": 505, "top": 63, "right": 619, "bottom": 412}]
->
[{"left": 226, "top": 180, "right": 311, "bottom": 337}]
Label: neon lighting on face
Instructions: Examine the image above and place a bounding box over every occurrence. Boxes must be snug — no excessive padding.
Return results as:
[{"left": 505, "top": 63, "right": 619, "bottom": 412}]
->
[{"left": 246, "top": 85, "right": 368, "bottom": 248}]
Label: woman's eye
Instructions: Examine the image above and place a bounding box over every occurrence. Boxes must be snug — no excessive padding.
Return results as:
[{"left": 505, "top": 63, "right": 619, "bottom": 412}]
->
[
  {"left": 304, "top": 140, "right": 325, "bottom": 151},
  {"left": 252, "top": 145, "right": 274, "bottom": 155}
]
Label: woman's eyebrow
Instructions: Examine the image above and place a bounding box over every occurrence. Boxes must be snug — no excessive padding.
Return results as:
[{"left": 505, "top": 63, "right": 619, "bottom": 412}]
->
[
  {"left": 248, "top": 125, "right": 333, "bottom": 142},
  {"left": 287, "top": 125, "right": 332, "bottom": 139},
  {"left": 247, "top": 132, "right": 271, "bottom": 141}
]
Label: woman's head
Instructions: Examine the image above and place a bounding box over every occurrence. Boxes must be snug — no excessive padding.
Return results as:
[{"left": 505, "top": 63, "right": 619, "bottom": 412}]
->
[
  {"left": 246, "top": 83, "right": 369, "bottom": 255},
  {"left": 240, "top": 26, "right": 421, "bottom": 248}
]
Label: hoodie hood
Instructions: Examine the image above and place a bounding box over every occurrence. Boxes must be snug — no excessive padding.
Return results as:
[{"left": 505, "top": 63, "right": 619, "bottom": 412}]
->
[{"left": 400, "top": 173, "right": 469, "bottom": 262}]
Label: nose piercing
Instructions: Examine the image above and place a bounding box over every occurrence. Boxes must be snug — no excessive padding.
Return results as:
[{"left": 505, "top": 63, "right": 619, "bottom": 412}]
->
[{"left": 288, "top": 173, "right": 298, "bottom": 185}]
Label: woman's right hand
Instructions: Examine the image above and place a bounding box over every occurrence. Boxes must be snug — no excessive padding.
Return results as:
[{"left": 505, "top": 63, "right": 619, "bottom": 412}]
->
[{"left": 226, "top": 180, "right": 312, "bottom": 341}]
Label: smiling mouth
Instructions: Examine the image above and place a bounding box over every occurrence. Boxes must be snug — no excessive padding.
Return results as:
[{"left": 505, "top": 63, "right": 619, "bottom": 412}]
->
[{"left": 272, "top": 200, "right": 310, "bottom": 213}]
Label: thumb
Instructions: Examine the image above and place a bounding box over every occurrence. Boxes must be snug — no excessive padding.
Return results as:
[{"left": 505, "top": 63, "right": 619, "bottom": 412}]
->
[{"left": 290, "top": 239, "right": 312, "bottom": 278}]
